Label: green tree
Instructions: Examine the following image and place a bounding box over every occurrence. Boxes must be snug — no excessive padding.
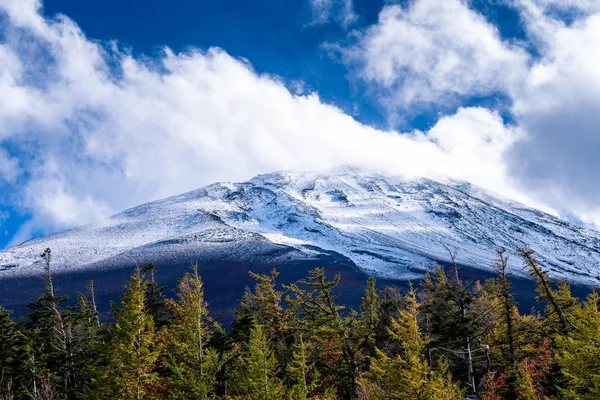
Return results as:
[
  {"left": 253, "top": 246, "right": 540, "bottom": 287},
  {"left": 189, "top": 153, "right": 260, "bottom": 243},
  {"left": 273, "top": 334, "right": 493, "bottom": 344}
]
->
[
  {"left": 493, "top": 249, "right": 518, "bottom": 365},
  {"left": 358, "top": 277, "right": 380, "bottom": 356},
  {"left": 519, "top": 249, "right": 579, "bottom": 335},
  {"left": 426, "top": 361, "right": 465, "bottom": 400},
  {"left": 554, "top": 292, "right": 600, "bottom": 399},
  {"left": 163, "top": 266, "right": 222, "bottom": 399},
  {"left": 233, "top": 270, "right": 291, "bottom": 357},
  {"left": 360, "top": 287, "right": 463, "bottom": 399},
  {"left": 516, "top": 366, "right": 537, "bottom": 400},
  {"left": 143, "top": 263, "right": 170, "bottom": 327},
  {"left": 23, "top": 247, "right": 79, "bottom": 399},
  {"left": 284, "top": 268, "right": 365, "bottom": 398},
  {"left": 231, "top": 323, "right": 284, "bottom": 400},
  {"left": 286, "top": 333, "right": 337, "bottom": 399},
  {"left": 89, "top": 268, "right": 160, "bottom": 399},
  {"left": 68, "top": 292, "right": 101, "bottom": 397},
  {"left": 420, "top": 266, "right": 486, "bottom": 394},
  {"left": 0, "top": 307, "right": 19, "bottom": 398}
]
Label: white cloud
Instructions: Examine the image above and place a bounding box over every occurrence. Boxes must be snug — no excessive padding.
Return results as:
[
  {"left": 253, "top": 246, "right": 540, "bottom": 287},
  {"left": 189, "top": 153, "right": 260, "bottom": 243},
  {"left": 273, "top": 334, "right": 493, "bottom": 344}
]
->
[
  {"left": 0, "top": 148, "right": 17, "bottom": 182},
  {"left": 0, "top": 0, "right": 544, "bottom": 245},
  {"left": 308, "top": 0, "right": 357, "bottom": 28},
  {"left": 331, "top": 0, "right": 600, "bottom": 229},
  {"left": 531, "top": 0, "right": 600, "bottom": 13},
  {"left": 4, "top": 0, "right": 600, "bottom": 244},
  {"left": 336, "top": 0, "right": 529, "bottom": 113},
  {"left": 508, "top": 5, "right": 600, "bottom": 228}
]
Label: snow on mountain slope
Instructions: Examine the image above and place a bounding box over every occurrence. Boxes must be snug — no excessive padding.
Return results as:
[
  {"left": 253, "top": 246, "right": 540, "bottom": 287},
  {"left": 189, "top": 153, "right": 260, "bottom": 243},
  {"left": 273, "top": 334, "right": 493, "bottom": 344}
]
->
[{"left": 2, "top": 169, "right": 600, "bottom": 284}]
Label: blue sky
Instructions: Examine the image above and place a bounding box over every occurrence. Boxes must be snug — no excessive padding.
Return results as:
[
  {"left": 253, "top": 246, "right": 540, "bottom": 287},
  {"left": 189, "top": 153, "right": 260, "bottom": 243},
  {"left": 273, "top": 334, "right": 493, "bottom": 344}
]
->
[
  {"left": 41, "top": 0, "right": 396, "bottom": 129},
  {"left": 1, "top": 0, "right": 600, "bottom": 249}
]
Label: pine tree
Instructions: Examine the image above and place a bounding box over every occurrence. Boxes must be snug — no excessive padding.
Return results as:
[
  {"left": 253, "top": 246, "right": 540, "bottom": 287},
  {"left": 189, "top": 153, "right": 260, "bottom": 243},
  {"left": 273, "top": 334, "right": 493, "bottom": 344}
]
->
[
  {"left": 143, "top": 263, "right": 170, "bottom": 327},
  {"left": 516, "top": 366, "right": 537, "bottom": 400},
  {"left": 359, "top": 287, "right": 463, "bottom": 399},
  {"left": 233, "top": 270, "right": 291, "bottom": 353},
  {"left": 358, "top": 277, "right": 380, "bottom": 356},
  {"left": 0, "top": 307, "right": 18, "bottom": 399},
  {"left": 287, "top": 333, "right": 312, "bottom": 399},
  {"left": 284, "top": 268, "right": 364, "bottom": 398},
  {"left": 88, "top": 268, "right": 160, "bottom": 399},
  {"left": 231, "top": 323, "right": 283, "bottom": 400},
  {"left": 163, "top": 265, "right": 222, "bottom": 399},
  {"left": 13, "top": 325, "right": 46, "bottom": 399},
  {"left": 4, "top": 248, "right": 600, "bottom": 398},
  {"left": 24, "top": 248, "right": 78, "bottom": 399},
  {"left": 359, "top": 287, "right": 428, "bottom": 399},
  {"left": 420, "top": 266, "right": 484, "bottom": 394},
  {"left": 493, "top": 249, "right": 518, "bottom": 364},
  {"left": 519, "top": 249, "right": 579, "bottom": 334},
  {"left": 554, "top": 292, "right": 600, "bottom": 399},
  {"left": 206, "top": 322, "right": 233, "bottom": 397},
  {"left": 516, "top": 341, "right": 553, "bottom": 400},
  {"left": 375, "top": 286, "right": 405, "bottom": 355},
  {"left": 286, "top": 333, "right": 337, "bottom": 399},
  {"left": 426, "top": 360, "right": 465, "bottom": 400},
  {"left": 478, "top": 251, "right": 539, "bottom": 400},
  {"left": 68, "top": 292, "right": 101, "bottom": 397}
]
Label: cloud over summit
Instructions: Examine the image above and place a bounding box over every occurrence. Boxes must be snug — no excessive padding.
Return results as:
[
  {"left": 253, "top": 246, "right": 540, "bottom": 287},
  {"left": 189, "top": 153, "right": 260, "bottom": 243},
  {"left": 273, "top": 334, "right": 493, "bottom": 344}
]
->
[{"left": 1, "top": 0, "right": 600, "bottom": 244}]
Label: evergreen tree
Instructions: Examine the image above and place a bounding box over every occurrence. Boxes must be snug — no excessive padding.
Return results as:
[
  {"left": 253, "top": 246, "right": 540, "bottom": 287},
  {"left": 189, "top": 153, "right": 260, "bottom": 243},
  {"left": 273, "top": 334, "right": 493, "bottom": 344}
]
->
[
  {"left": 477, "top": 253, "right": 535, "bottom": 400},
  {"left": 0, "top": 307, "right": 18, "bottom": 399},
  {"left": 375, "top": 286, "right": 405, "bottom": 356},
  {"left": 88, "top": 268, "right": 160, "bottom": 399},
  {"left": 359, "top": 287, "right": 463, "bottom": 399},
  {"left": 143, "top": 263, "right": 170, "bottom": 327},
  {"left": 516, "top": 366, "right": 537, "bottom": 400},
  {"left": 68, "top": 292, "right": 101, "bottom": 398},
  {"left": 493, "top": 249, "right": 518, "bottom": 365},
  {"left": 2, "top": 248, "right": 599, "bottom": 399},
  {"left": 231, "top": 323, "right": 284, "bottom": 400},
  {"left": 286, "top": 333, "right": 336, "bottom": 399},
  {"left": 358, "top": 277, "right": 380, "bottom": 357},
  {"left": 206, "top": 322, "right": 233, "bottom": 397},
  {"left": 233, "top": 269, "right": 292, "bottom": 360},
  {"left": 23, "top": 248, "right": 79, "bottom": 399},
  {"left": 555, "top": 292, "right": 600, "bottom": 399},
  {"left": 426, "top": 360, "right": 465, "bottom": 400},
  {"left": 420, "top": 266, "right": 486, "bottom": 395},
  {"left": 287, "top": 334, "right": 314, "bottom": 399},
  {"left": 163, "top": 265, "right": 222, "bottom": 399},
  {"left": 519, "top": 249, "right": 579, "bottom": 334},
  {"left": 284, "top": 268, "right": 364, "bottom": 398}
]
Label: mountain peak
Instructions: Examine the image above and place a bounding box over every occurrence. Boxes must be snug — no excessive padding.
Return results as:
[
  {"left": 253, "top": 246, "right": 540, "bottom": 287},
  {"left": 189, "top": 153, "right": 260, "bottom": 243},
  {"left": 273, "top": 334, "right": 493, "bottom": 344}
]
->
[{"left": 2, "top": 170, "right": 600, "bottom": 284}]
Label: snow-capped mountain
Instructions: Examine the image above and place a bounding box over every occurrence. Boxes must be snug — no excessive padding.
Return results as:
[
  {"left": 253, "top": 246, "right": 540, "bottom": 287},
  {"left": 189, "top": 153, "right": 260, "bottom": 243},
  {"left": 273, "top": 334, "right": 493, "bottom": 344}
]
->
[{"left": 2, "top": 169, "right": 600, "bottom": 285}]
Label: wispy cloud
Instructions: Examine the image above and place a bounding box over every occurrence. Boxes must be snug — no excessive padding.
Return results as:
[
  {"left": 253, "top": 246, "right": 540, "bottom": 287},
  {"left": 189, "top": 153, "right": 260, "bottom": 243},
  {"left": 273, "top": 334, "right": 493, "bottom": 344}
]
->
[
  {"left": 308, "top": 0, "right": 358, "bottom": 28},
  {"left": 331, "top": 0, "right": 600, "bottom": 229},
  {"left": 0, "top": 0, "right": 538, "bottom": 245},
  {"left": 332, "top": 0, "right": 528, "bottom": 116},
  {"left": 2, "top": 0, "right": 600, "bottom": 246}
]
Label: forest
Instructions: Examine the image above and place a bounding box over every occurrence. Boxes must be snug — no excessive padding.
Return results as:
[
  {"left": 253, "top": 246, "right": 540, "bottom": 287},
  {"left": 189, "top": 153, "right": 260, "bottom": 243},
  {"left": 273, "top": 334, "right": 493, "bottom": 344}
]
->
[{"left": 0, "top": 247, "right": 599, "bottom": 400}]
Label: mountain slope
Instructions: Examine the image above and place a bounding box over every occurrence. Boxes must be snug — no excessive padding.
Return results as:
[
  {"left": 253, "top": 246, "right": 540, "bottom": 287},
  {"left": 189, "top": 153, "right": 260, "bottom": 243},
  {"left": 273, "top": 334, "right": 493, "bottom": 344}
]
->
[{"left": 2, "top": 169, "right": 600, "bottom": 284}]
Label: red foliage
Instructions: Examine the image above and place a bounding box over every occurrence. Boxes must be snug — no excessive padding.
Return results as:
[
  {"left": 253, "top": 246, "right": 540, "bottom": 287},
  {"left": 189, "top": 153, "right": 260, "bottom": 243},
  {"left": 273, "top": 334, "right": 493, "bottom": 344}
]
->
[
  {"left": 320, "top": 334, "right": 341, "bottom": 368},
  {"left": 516, "top": 339, "right": 553, "bottom": 397},
  {"left": 480, "top": 339, "right": 554, "bottom": 400}
]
